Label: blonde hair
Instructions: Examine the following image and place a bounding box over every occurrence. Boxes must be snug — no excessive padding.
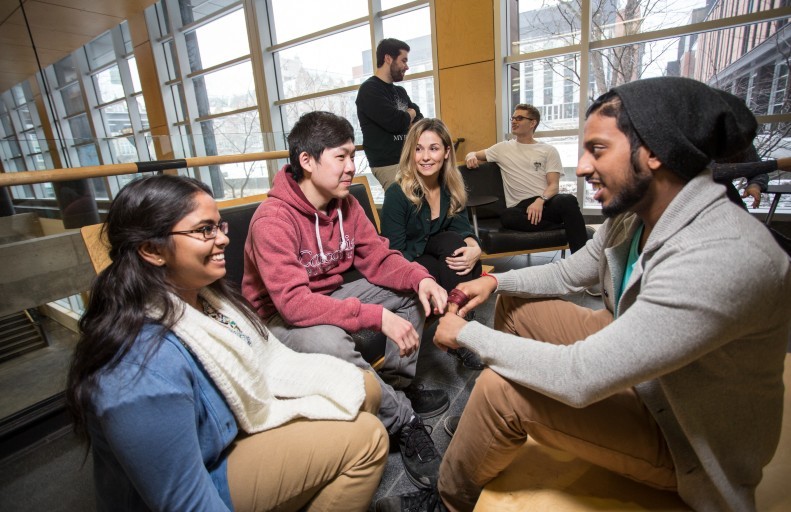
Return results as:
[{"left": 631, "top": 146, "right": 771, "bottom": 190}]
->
[{"left": 396, "top": 118, "right": 467, "bottom": 216}]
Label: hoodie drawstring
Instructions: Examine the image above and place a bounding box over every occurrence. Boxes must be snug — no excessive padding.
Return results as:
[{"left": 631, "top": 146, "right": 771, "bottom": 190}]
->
[{"left": 314, "top": 208, "right": 347, "bottom": 263}]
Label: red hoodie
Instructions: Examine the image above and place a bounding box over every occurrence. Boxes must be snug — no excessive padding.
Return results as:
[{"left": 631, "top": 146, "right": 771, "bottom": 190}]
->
[{"left": 242, "top": 166, "right": 432, "bottom": 332}]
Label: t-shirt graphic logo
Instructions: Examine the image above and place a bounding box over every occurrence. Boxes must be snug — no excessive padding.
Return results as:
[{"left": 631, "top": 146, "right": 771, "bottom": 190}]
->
[{"left": 533, "top": 161, "right": 542, "bottom": 173}]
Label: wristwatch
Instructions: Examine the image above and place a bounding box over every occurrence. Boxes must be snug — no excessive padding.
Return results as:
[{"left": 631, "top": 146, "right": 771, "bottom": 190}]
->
[{"left": 540, "top": 194, "right": 550, "bottom": 201}]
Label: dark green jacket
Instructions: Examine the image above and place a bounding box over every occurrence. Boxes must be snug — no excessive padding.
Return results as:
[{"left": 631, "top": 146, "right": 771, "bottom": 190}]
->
[{"left": 381, "top": 183, "right": 477, "bottom": 261}]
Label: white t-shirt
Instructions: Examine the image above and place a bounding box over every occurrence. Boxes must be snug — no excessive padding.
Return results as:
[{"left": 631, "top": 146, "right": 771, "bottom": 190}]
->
[{"left": 485, "top": 139, "right": 563, "bottom": 207}]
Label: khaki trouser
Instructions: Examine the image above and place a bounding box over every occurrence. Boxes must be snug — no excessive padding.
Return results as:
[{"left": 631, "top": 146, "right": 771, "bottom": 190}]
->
[
  {"left": 371, "top": 164, "right": 400, "bottom": 193},
  {"left": 228, "top": 371, "right": 387, "bottom": 512},
  {"left": 438, "top": 297, "right": 677, "bottom": 512}
]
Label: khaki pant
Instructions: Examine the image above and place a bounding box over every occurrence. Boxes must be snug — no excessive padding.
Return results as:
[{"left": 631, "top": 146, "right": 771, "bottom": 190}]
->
[
  {"left": 438, "top": 297, "right": 677, "bottom": 512},
  {"left": 371, "top": 164, "right": 400, "bottom": 193},
  {"left": 228, "top": 371, "right": 387, "bottom": 512}
]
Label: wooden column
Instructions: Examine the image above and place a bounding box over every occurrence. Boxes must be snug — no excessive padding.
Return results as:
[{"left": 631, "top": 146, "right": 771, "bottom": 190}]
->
[{"left": 435, "top": 0, "right": 497, "bottom": 157}]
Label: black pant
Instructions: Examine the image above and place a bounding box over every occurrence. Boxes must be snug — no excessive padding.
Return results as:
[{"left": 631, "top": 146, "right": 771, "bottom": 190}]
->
[
  {"left": 499, "top": 193, "right": 588, "bottom": 253},
  {"left": 415, "top": 231, "right": 482, "bottom": 292}
]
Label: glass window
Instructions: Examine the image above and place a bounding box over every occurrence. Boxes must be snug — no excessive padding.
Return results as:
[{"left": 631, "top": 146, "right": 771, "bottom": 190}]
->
[
  {"left": 162, "top": 40, "right": 179, "bottom": 80},
  {"left": 280, "top": 89, "right": 360, "bottom": 136},
  {"left": 382, "top": 7, "right": 433, "bottom": 72},
  {"left": 269, "top": 0, "right": 368, "bottom": 44},
  {"left": 24, "top": 132, "right": 41, "bottom": 153},
  {"left": 68, "top": 114, "right": 93, "bottom": 144},
  {"left": 381, "top": 0, "right": 413, "bottom": 9},
  {"left": 53, "top": 57, "right": 77, "bottom": 86},
  {"left": 187, "top": 9, "right": 250, "bottom": 72},
  {"left": 193, "top": 62, "right": 256, "bottom": 116},
  {"left": 17, "top": 105, "right": 34, "bottom": 131},
  {"left": 105, "top": 137, "right": 139, "bottom": 164},
  {"left": 181, "top": 0, "right": 238, "bottom": 23},
  {"left": 94, "top": 65, "right": 125, "bottom": 104},
  {"left": 199, "top": 110, "right": 263, "bottom": 156},
  {"left": 76, "top": 143, "right": 99, "bottom": 166},
  {"left": 86, "top": 32, "right": 115, "bottom": 70},
  {"left": 0, "top": 113, "right": 11, "bottom": 135},
  {"left": 512, "top": 0, "right": 582, "bottom": 55},
  {"left": 275, "top": 25, "right": 369, "bottom": 100},
  {"left": 100, "top": 101, "right": 132, "bottom": 137},
  {"left": 397, "top": 77, "right": 436, "bottom": 118},
  {"left": 120, "top": 21, "right": 133, "bottom": 54},
  {"left": 588, "top": 0, "right": 777, "bottom": 42},
  {"left": 136, "top": 96, "right": 150, "bottom": 130},
  {"left": 128, "top": 57, "right": 142, "bottom": 93},
  {"left": 167, "top": 84, "right": 188, "bottom": 122},
  {"left": 61, "top": 82, "right": 84, "bottom": 116}
]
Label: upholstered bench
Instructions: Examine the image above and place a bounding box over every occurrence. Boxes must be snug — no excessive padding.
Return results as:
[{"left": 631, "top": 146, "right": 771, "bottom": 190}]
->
[{"left": 473, "top": 353, "right": 791, "bottom": 511}]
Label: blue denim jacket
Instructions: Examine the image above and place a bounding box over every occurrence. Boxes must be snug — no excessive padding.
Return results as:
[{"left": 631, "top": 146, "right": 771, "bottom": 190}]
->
[{"left": 88, "top": 325, "right": 238, "bottom": 511}]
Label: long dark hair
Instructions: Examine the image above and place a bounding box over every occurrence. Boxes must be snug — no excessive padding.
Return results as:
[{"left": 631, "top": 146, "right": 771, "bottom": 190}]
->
[{"left": 66, "top": 174, "right": 266, "bottom": 440}]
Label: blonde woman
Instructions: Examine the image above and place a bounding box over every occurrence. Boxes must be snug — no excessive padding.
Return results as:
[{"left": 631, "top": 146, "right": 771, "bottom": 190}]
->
[{"left": 381, "top": 118, "right": 484, "bottom": 371}]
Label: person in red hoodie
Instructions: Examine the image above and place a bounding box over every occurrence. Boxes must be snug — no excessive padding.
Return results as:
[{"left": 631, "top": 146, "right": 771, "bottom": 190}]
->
[{"left": 242, "top": 111, "right": 449, "bottom": 490}]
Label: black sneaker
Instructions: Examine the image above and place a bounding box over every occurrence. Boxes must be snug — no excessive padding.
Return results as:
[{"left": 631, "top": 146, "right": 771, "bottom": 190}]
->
[
  {"left": 404, "top": 384, "right": 449, "bottom": 418},
  {"left": 443, "top": 416, "right": 460, "bottom": 437},
  {"left": 447, "top": 347, "right": 485, "bottom": 371},
  {"left": 399, "top": 415, "right": 441, "bottom": 489},
  {"left": 375, "top": 487, "right": 447, "bottom": 512}
]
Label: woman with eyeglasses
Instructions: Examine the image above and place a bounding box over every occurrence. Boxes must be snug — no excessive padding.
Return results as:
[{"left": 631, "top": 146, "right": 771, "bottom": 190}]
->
[
  {"left": 66, "top": 174, "right": 387, "bottom": 511},
  {"left": 381, "top": 118, "right": 485, "bottom": 371}
]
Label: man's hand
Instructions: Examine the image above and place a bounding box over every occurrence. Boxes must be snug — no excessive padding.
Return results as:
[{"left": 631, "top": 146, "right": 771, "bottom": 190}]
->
[
  {"left": 465, "top": 152, "right": 480, "bottom": 169},
  {"left": 446, "top": 245, "right": 482, "bottom": 275},
  {"left": 454, "top": 276, "right": 497, "bottom": 318},
  {"left": 381, "top": 309, "right": 420, "bottom": 357},
  {"left": 433, "top": 313, "right": 467, "bottom": 351},
  {"left": 418, "top": 278, "right": 447, "bottom": 316},
  {"left": 742, "top": 184, "right": 762, "bottom": 208},
  {"left": 526, "top": 199, "right": 544, "bottom": 225}
]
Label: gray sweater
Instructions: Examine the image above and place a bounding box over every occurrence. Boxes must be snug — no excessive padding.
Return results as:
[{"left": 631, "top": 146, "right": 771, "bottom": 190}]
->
[{"left": 459, "top": 171, "right": 791, "bottom": 511}]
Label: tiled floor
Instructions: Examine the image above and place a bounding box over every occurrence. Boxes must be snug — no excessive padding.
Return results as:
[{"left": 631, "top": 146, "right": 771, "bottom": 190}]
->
[
  {"left": 371, "top": 250, "right": 604, "bottom": 506},
  {"left": 0, "top": 249, "right": 604, "bottom": 511}
]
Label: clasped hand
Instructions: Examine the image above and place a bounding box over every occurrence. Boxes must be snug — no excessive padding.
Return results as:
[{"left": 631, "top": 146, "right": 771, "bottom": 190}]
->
[{"left": 433, "top": 275, "right": 497, "bottom": 352}]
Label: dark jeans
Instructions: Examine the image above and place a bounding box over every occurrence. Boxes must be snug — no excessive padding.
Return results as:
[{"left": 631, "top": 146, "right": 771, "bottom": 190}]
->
[
  {"left": 499, "top": 193, "right": 588, "bottom": 253},
  {"left": 415, "top": 231, "right": 482, "bottom": 292}
]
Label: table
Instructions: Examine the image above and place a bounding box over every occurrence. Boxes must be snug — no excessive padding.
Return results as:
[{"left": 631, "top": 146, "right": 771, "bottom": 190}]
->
[{"left": 467, "top": 195, "right": 498, "bottom": 238}]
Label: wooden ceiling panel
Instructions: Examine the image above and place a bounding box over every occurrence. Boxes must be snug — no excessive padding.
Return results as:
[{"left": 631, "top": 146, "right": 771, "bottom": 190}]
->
[
  {"left": 0, "top": 0, "right": 156, "bottom": 93},
  {"left": 37, "top": 0, "right": 154, "bottom": 19}
]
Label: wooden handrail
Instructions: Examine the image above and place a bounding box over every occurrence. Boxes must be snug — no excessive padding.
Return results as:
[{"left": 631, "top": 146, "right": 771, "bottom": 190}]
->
[
  {"left": 3, "top": 144, "right": 785, "bottom": 188},
  {"left": 0, "top": 150, "right": 291, "bottom": 187}
]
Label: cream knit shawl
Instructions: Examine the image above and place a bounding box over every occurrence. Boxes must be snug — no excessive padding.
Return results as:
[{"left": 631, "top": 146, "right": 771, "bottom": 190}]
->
[{"left": 154, "top": 288, "right": 365, "bottom": 433}]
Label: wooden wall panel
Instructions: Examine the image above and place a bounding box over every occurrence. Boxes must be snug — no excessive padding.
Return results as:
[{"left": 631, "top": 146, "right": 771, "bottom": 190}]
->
[
  {"left": 435, "top": 0, "right": 498, "bottom": 155},
  {"left": 439, "top": 61, "right": 497, "bottom": 158},
  {"left": 435, "top": 0, "right": 495, "bottom": 70}
]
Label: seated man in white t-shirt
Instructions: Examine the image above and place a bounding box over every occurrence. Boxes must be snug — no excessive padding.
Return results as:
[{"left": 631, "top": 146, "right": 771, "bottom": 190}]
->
[{"left": 465, "top": 103, "right": 588, "bottom": 252}]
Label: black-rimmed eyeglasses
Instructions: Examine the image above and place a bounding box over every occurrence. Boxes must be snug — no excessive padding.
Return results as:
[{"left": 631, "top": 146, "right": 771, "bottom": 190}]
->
[
  {"left": 169, "top": 221, "right": 229, "bottom": 240},
  {"left": 511, "top": 115, "right": 535, "bottom": 122}
]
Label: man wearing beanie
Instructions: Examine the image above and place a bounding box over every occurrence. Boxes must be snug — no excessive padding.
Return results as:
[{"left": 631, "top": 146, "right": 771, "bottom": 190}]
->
[{"left": 416, "top": 77, "right": 791, "bottom": 512}]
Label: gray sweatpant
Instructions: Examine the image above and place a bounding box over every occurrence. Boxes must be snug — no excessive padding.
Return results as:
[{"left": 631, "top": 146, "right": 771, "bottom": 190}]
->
[{"left": 267, "top": 278, "right": 424, "bottom": 434}]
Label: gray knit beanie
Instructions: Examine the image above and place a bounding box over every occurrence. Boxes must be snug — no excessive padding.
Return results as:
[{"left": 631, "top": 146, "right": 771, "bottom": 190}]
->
[{"left": 613, "top": 77, "right": 757, "bottom": 180}]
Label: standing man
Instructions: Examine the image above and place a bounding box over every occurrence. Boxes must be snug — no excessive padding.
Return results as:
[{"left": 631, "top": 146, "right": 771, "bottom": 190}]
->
[
  {"left": 357, "top": 38, "right": 423, "bottom": 192},
  {"left": 412, "top": 77, "right": 791, "bottom": 512},
  {"left": 464, "top": 104, "right": 588, "bottom": 252},
  {"left": 242, "top": 111, "right": 449, "bottom": 490}
]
